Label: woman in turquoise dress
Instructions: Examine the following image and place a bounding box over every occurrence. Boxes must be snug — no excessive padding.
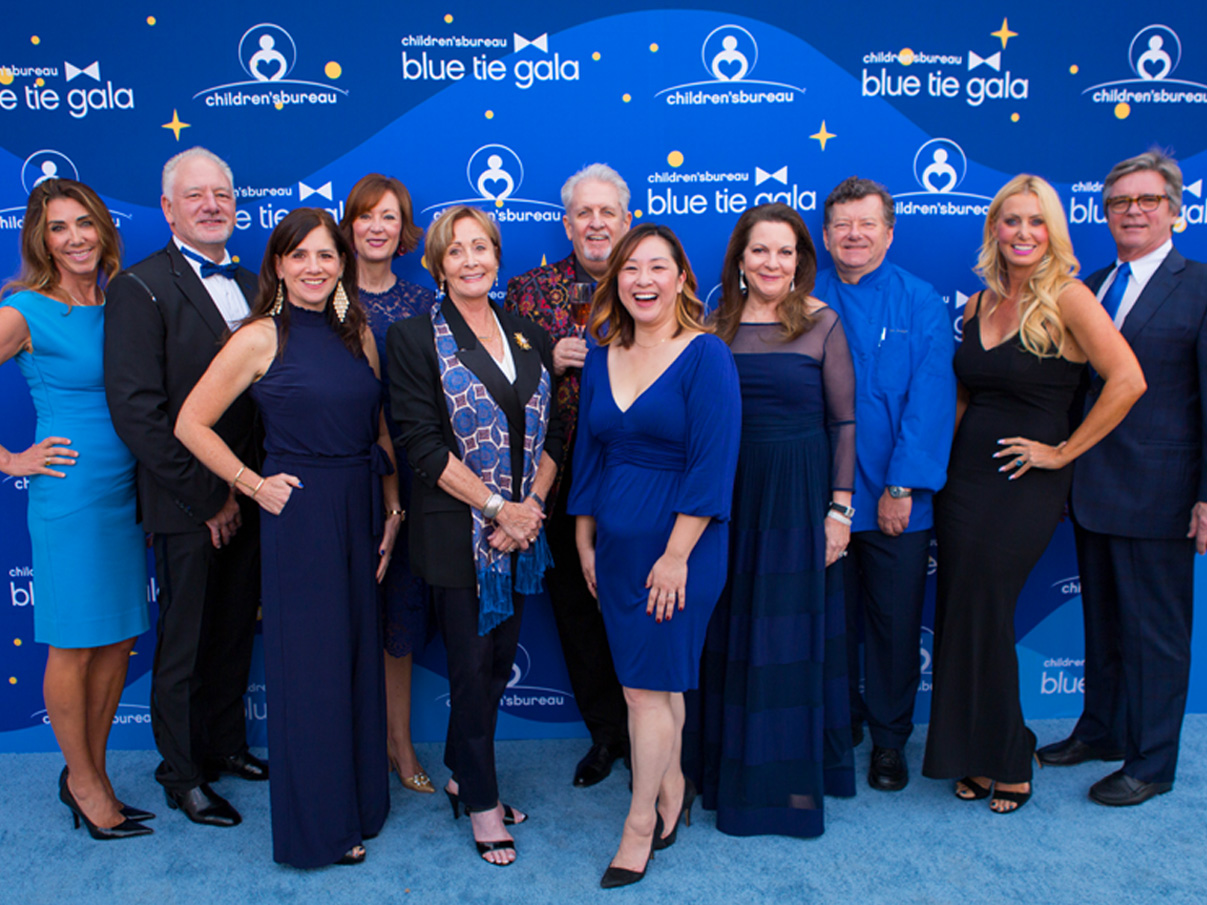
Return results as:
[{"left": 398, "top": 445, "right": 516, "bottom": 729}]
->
[
  {"left": 340, "top": 174, "right": 436, "bottom": 795},
  {"left": 569, "top": 223, "right": 741, "bottom": 888},
  {"left": 0, "top": 179, "right": 152, "bottom": 839},
  {"left": 177, "top": 208, "right": 401, "bottom": 867}
]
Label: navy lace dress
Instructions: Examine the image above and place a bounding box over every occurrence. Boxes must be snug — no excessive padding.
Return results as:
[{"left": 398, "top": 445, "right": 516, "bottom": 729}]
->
[{"left": 362, "top": 279, "right": 435, "bottom": 657}]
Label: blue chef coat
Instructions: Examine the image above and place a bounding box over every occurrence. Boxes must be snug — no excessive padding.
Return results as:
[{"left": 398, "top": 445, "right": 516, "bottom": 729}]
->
[{"left": 813, "top": 260, "right": 956, "bottom": 533}]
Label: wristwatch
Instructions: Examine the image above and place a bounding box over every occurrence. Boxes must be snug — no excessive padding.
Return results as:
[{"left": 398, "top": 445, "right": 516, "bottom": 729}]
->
[
  {"left": 886, "top": 485, "right": 912, "bottom": 499},
  {"left": 828, "top": 501, "right": 856, "bottom": 519}
]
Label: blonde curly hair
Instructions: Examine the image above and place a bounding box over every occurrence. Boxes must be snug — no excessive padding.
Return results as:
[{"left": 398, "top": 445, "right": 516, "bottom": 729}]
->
[{"left": 975, "top": 174, "right": 1080, "bottom": 358}]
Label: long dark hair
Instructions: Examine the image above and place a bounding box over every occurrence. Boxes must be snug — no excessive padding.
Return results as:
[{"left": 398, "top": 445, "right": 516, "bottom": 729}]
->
[
  {"left": 4, "top": 178, "right": 122, "bottom": 298},
  {"left": 712, "top": 203, "right": 818, "bottom": 344},
  {"left": 247, "top": 208, "right": 366, "bottom": 358},
  {"left": 589, "top": 223, "right": 708, "bottom": 348}
]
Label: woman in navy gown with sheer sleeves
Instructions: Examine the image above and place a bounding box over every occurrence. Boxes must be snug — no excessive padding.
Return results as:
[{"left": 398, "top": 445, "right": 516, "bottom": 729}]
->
[
  {"left": 340, "top": 173, "right": 436, "bottom": 795},
  {"left": 569, "top": 223, "right": 740, "bottom": 888},
  {"left": 695, "top": 203, "right": 856, "bottom": 838}
]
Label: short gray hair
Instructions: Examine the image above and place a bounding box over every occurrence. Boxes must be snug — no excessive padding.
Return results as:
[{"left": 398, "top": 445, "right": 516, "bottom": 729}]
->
[
  {"left": 823, "top": 176, "right": 896, "bottom": 230},
  {"left": 561, "top": 163, "right": 630, "bottom": 216},
  {"left": 162, "top": 147, "right": 234, "bottom": 198},
  {"left": 1104, "top": 148, "right": 1183, "bottom": 216}
]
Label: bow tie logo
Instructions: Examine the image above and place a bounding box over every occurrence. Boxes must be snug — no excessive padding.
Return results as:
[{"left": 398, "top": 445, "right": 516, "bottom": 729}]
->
[
  {"left": 968, "top": 50, "right": 1001, "bottom": 72},
  {"left": 513, "top": 33, "right": 549, "bottom": 53},
  {"left": 299, "top": 180, "right": 333, "bottom": 201},
  {"left": 65, "top": 61, "right": 101, "bottom": 82},
  {"left": 755, "top": 166, "right": 788, "bottom": 186}
]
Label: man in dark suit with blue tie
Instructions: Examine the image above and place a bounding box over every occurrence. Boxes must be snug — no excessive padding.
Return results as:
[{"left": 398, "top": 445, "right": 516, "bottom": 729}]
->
[
  {"left": 105, "top": 147, "right": 267, "bottom": 827},
  {"left": 1037, "top": 150, "right": 1207, "bottom": 806}
]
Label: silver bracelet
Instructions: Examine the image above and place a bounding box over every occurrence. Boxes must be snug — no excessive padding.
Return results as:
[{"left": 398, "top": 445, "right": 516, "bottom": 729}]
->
[
  {"left": 826, "top": 510, "right": 852, "bottom": 527},
  {"left": 482, "top": 493, "right": 506, "bottom": 520}
]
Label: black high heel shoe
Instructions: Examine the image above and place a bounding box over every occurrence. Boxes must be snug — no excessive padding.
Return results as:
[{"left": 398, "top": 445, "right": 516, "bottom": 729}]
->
[
  {"left": 601, "top": 817, "right": 659, "bottom": 889},
  {"left": 445, "top": 787, "right": 529, "bottom": 825},
  {"left": 59, "top": 771, "right": 153, "bottom": 840},
  {"left": 61, "top": 768, "right": 156, "bottom": 822},
  {"left": 652, "top": 777, "right": 696, "bottom": 851}
]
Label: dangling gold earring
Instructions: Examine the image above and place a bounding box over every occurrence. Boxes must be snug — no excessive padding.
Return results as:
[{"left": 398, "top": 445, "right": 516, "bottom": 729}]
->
[
  {"left": 270, "top": 282, "right": 284, "bottom": 315},
  {"left": 333, "top": 280, "right": 349, "bottom": 323}
]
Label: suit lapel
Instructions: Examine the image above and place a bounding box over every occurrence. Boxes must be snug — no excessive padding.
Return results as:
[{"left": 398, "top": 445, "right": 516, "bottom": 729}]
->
[
  {"left": 236, "top": 268, "right": 258, "bottom": 307},
  {"left": 506, "top": 312, "right": 543, "bottom": 413},
  {"left": 1084, "top": 264, "right": 1112, "bottom": 295},
  {"left": 1121, "top": 249, "right": 1187, "bottom": 343},
  {"left": 443, "top": 300, "right": 526, "bottom": 436},
  {"left": 165, "top": 242, "right": 229, "bottom": 340}
]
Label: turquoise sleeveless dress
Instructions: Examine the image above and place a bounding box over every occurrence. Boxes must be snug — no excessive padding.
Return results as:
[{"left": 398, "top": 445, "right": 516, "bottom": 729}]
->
[{"left": 3, "top": 290, "right": 148, "bottom": 647}]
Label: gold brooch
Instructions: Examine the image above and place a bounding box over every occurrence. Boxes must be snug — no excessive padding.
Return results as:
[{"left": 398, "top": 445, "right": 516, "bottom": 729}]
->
[{"left": 513, "top": 332, "right": 531, "bottom": 350}]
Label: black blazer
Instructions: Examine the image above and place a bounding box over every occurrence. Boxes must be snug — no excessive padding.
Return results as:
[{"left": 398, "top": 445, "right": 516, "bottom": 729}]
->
[
  {"left": 387, "top": 299, "right": 564, "bottom": 588},
  {"left": 1072, "top": 247, "right": 1207, "bottom": 538},
  {"left": 104, "top": 241, "right": 262, "bottom": 534}
]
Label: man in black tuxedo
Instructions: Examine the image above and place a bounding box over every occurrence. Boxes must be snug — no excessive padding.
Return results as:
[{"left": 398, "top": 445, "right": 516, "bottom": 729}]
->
[
  {"left": 105, "top": 147, "right": 266, "bottom": 827},
  {"left": 1038, "top": 150, "right": 1207, "bottom": 806}
]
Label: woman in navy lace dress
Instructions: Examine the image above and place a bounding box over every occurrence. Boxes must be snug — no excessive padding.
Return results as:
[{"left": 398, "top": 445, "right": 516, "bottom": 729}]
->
[{"left": 341, "top": 174, "right": 436, "bottom": 794}]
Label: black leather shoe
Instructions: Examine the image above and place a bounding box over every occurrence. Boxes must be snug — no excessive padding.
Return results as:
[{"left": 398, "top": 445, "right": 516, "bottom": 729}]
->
[
  {"left": 165, "top": 784, "right": 242, "bottom": 827},
  {"left": 1036, "top": 736, "right": 1125, "bottom": 767},
  {"left": 1089, "top": 770, "right": 1172, "bottom": 807},
  {"left": 574, "top": 742, "right": 620, "bottom": 788},
  {"left": 205, "top": 748, "right": 269, "bottom": 782},
  {"left": 868, "top": 745, "right": 908, "bottom": 791}
]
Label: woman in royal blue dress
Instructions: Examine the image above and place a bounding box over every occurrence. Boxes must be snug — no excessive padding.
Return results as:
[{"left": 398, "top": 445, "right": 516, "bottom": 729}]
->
[
  {"left": 0, "top": 179, "right": 152, "bottom": 839},
  {"left": 340, "top": 174, "right": 436, "bottom": 795},
  {"left": 177, "top": 208, "right": 401, "bottom": 867},
  {"left": 569, "top": 223, "right": 741, "bottom": 888},
  {"left": 694, "top": 203, "right": 856, "bottom": 837}
]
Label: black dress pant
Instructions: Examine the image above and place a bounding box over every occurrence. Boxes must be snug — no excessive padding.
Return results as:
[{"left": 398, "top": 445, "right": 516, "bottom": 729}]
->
[
  {"left": 150, "top": 498, "right": 260, "bottom": 791},
  {"left": 544, "top": 456, "right": 628, "bottom": 751},
  {"left": 434, "top": 586, "right": 524, "bottom": 812},
  {"left": 844, "top": 528, "right": 930, "bottom": 750},
  {"left": 1073, "top": 526, "right": 1194, "bottom": 784}
]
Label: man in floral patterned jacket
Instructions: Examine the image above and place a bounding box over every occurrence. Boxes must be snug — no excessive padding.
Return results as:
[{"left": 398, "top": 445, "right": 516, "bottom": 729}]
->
[{"left": 505, "top": 163, "right": 632, "bottom": 787}]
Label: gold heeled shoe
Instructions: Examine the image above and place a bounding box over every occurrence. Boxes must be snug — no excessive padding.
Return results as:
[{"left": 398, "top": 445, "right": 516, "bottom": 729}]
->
[{"left": 399, "top": 771, "right": 435, "bottom": 794}]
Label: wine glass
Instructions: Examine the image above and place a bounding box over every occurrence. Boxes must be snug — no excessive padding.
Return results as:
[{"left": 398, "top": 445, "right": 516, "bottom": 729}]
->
[{"left": 569, "top": 283, "right": 593, "bottom": 338}]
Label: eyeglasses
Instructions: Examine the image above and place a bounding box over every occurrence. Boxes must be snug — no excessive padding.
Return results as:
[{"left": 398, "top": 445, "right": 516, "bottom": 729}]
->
[{"left": 1104, "top": 194, "right": 1168, "bottom": 214}]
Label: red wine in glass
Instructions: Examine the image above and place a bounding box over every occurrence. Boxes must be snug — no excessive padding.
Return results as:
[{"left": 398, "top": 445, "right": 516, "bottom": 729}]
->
[{"left": 569, "top": 283, "right": 593, "bottom": 336}]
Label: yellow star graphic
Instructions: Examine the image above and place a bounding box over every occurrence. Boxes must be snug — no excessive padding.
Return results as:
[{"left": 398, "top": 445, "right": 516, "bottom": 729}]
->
[
  {"left": 162, "top": 109, "right": 190, "bottom": 141},
  {"left": 810, "top": 121, "right": 836, "bottom": 151},
  {"left": 992, "top": 17, "right": 1018, "bottom": 49}
]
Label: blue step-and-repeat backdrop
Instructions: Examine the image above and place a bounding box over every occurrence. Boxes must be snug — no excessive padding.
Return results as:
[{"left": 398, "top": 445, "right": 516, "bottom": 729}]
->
[{"left": 2, "top": 1, "right": 1207, "bottom": 752}]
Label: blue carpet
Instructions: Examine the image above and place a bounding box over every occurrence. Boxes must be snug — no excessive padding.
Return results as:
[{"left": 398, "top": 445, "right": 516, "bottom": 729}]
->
[{"left": 4, "top": 716, "right": 1205, "bottom": 904}]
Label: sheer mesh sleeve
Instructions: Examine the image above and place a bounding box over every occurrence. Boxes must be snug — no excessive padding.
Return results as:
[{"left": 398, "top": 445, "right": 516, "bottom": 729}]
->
[{"left": 820, "top": 310, "right": 856, "bottom": 492}]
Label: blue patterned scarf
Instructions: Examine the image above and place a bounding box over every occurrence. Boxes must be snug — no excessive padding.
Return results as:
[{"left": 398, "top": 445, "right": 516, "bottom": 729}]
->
[{"left": 432, "top": 301, "right": 554, "bottom": 634}]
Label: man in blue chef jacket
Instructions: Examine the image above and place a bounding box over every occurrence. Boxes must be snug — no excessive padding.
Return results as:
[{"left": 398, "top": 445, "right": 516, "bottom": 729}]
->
[{"left": 813, "top": 176, "right": 956, "bottom": 792}]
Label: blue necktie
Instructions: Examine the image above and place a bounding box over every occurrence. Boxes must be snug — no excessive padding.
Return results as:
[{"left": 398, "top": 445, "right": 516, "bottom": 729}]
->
[
  {"left": 1100, "top": 261, "right": 1131, "bottom": 322},
  {"left": 180, "top": 245, "right": 239, "bottom": 280}
]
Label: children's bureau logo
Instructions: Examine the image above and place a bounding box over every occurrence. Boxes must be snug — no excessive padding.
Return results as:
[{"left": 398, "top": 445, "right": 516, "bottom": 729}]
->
[
  {"left": 421, "top": 144, "right": 561, "bottom": 226},
  {"left": 193, "top": 23, "right": 348, "bottom": 109},
  {"left": 1, "top": 151, "right": 131, "bottom": 229},
  {"left": 894, "top": 139, "right": 992, "bottom": 218},
  {"left": 1083, "top": 24, "right": 1207, "bottom": 108},
  {"left": 656, "top": 24, "right": 806, "bottom": 106}
]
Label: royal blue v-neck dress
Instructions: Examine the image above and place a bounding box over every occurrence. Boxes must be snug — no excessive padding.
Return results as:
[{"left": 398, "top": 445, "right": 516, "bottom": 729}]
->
[
  {"left": 567, "top": 335, "right": 741, "bottom": 692},
  {"left": 251, "top": 305, "right": 390, "bottom": 868}
]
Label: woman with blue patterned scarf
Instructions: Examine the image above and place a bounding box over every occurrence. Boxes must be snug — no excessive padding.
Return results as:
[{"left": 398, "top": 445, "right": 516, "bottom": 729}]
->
[{"left": 387, "top": 206, "right": 563, "bottom": 867}]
